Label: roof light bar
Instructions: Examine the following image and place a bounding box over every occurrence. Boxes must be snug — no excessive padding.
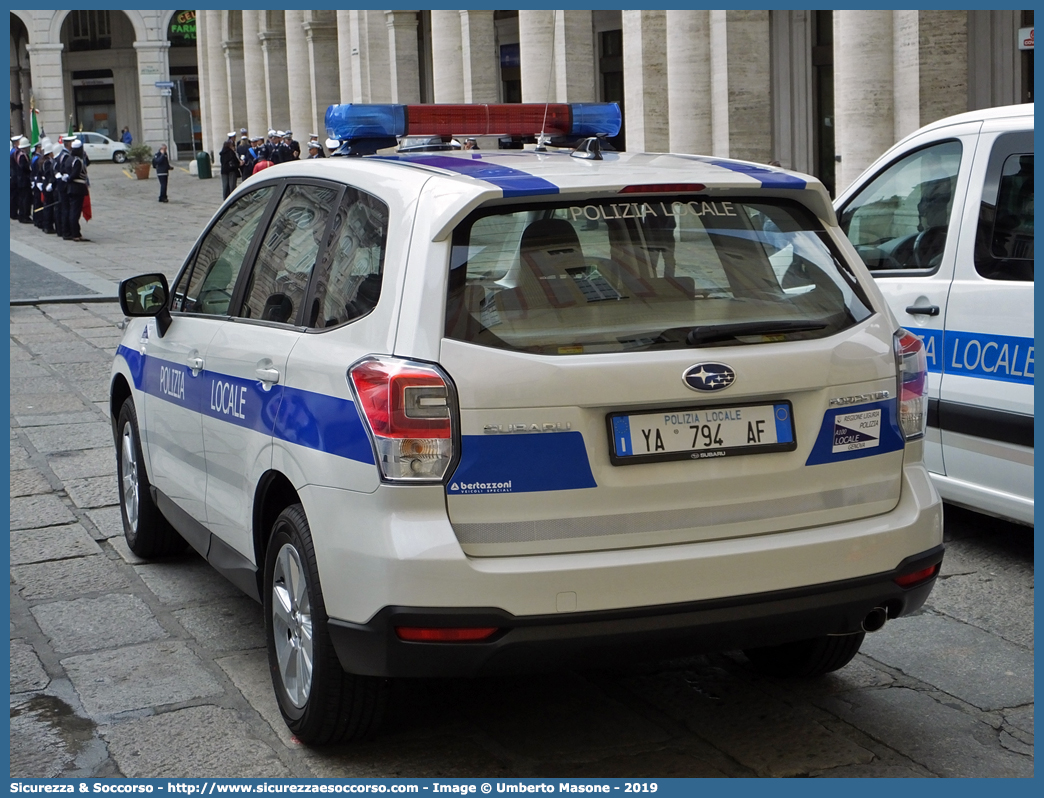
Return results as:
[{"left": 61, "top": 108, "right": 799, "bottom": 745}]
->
[{"left": 326, "top": 103, "right": 621, "bottom": 141}]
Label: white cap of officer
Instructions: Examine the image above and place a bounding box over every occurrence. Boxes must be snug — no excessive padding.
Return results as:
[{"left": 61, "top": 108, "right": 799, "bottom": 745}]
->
[
  {"left": 70, "top": 139, "right": 83, "bottom": 151},
  {"left": 17, "top": 136, "right": 30, "bottom": 149},
  {"left": 307, "top": 140, "right": 320, "bottom": 149}
]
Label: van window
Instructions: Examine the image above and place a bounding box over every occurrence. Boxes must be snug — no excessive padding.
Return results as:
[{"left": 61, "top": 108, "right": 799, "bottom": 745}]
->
[
  {"left": 976, "top": 149, "right": 1033, "bottom": 282},
  {"left": 838, "top": 140, "right": 962, "bottom": 273},
  {"left": 446, "top": 197, "right": 871, "bottom": 355}
]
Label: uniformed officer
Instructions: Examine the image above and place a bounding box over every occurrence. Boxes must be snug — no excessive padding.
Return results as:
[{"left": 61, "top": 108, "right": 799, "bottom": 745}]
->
[
  {"left": 13, "top": 137, "right": 33, "bottom": 224},
  {"left": 38, "top": 142, "right": 58, "bottom": 234},
  {"left": 10, "top": 135, "right": 20, "bottom": 220},
  {"left": 52, "top": 137, "right": 71, "bottom": 238},
  {"left": 30, "top": 141, "right": 45, "bottom": 229},
  {"left": 307, "top": 133, "right": 326, "bottom": 158},
  {"left": 284, "top": 130, "right": 301, "bottom": 161},
  {"left": 237, "top": 135, "right": 256, "bottom": 181},
  {"left": 272, "top": 130, "right": 289, "bottom": 164},
  {"left": 64, "top": 138, "right": 90, "bottom": 241}
]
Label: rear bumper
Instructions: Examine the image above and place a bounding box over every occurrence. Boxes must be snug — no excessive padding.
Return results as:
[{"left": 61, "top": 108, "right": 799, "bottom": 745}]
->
[{"left": 328, "top": 545, "right": 943, "bottom": 678}]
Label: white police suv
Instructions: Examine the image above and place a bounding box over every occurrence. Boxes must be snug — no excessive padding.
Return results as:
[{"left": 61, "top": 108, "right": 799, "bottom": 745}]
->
[
  {"left": 836, "top": 104, "right": 1033, "bottom": 526},
  {"left": 111, "top": 102, "right": 943, "bottom": 745}
]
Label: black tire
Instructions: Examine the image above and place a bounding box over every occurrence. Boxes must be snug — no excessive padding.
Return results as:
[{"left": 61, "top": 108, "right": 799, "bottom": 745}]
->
[
  {"left": 115, "top": 398, "right": 186, "bottom": 558},
  {"left": 113, "top": 151, "right": 127, "bottom": 164},
  {"left": 264, "top": 504, "right": 387, "bottom": 745},
  {"left": 744, "top": 632, "right": 865, "bottom": 678}
]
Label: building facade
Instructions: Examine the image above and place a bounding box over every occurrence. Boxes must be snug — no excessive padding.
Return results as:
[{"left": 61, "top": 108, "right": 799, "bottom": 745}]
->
[{"left": 10, "top": 9, "right": 1034, "bottom": 194}]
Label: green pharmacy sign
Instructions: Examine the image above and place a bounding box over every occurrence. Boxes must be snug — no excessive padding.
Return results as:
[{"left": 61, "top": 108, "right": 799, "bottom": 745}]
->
[{"left": 169, "top": 10, "right": 196, "bottom": 46}]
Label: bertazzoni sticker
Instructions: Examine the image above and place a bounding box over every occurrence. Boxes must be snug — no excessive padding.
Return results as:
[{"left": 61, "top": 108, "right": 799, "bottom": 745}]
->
[{"left": 832, "top": 409, "right": 881, "bottom": 453}]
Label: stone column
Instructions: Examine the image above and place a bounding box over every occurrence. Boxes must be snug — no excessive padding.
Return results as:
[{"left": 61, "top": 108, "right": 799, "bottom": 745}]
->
[
  {"left": 666, "top": 10, "right": 712, "bottom": 155},
  {"left": 204, "top": 10, "right": 230, "bottom": 154},
  {"left": 336, "top": 11, "right": 354, "bottom": 103},
  {"left": 362, "top": 11, "right": 392, "bottom": 103},
  {"left": 386, "top": 11, "right": 421, "bottom": 104},
  {"left": 284, "top": 11, "right": 312, "bottom": 142},
  {"left": 23, "top": 43, "right": 66, "bottom": 142},
  {"left": 260, "top": 13, "right": 290, "bottom": 131},
  {"left": 459, "top": 11, "right": 497, "bottom": 103},
  {"left": 134, "top": 40, "right": 173, "bottom": 153},
  {"left": 834, "top": 10, "right": 893, "bottom": 191},
  {"left": 554, "top": 11, "right": 595, "bottom": 102},
  {"left": 241, "top": 12, "right": 268, "bottom": 139},
  {"left": 345, "top": 11, "right": 392, "bottom": 103},
  {"left": 893, "top": 10, "right": 968, "bottom": 139},
  {"left": 430, "top": 10, "right": 464, "bottom": 103},
  {"left": 304, "top": 12, "right": 340, "bottom": 139},
  {"left": 622, "top": 10, "right": 669, "bottom": 152},
  {"left": 196, "top": 9, "right": 211, "bottom": 153},
  {"left": 709, "top": 10, "right": 771, "bottom": 162},
  {"left": 519, "top": 10, "right": 555, "bottom": 103},
  {"left": 224, "top": 38, "right": 247, "bottom": 134}
]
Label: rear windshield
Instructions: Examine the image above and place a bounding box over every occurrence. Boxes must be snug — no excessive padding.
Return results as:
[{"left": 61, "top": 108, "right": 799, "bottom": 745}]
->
[{"left": 445, "top": 196, "right": 872, "bottom": 355}]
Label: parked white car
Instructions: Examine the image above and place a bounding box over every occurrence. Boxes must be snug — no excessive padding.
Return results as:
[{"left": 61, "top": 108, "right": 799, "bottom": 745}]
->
[
  {"left": 111, "top": 102, "right": 943, "bottom": 744},
  {"left": 76, "top": 131, "right": 128, "bottom": 163},
  {"left": 835, "top": 104, "right": 1033, "bottom": 526}
]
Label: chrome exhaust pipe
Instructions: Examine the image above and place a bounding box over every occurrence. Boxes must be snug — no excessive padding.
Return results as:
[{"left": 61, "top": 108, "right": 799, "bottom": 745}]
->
[{"left": 862, "top": 607, "right": 888, "bottom": 633}]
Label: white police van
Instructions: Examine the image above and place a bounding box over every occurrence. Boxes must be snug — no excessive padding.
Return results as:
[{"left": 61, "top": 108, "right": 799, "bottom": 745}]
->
[
  {"left": 111, "top": 102, "right": 943, "bottom": 745},
  {"left": 835, "top": 104, "right": 1033, "bottom": 526}
]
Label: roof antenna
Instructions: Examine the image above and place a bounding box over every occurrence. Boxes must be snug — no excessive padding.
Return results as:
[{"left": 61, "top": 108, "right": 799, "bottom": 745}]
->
[{"left": 535, "top": 11, "right": 558, "bottom": 152}]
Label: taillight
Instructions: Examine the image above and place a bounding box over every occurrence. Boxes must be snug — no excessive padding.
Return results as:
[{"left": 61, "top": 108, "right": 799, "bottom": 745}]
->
[
  {"left": 395, "top": 627, "right": 498, "bottom": 642},
  {"left": 348, "top": 356, "right": 457, "bottom": 482},
  {"left": 894, "top": 329, "right": 928, "bottom": 440},
  {"left": 894, "top": 563, "right": 940, "bottom": 588}
]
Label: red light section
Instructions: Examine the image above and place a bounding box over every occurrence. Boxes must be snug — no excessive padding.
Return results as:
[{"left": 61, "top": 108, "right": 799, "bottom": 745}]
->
[
  {"left": 349, "top": 361, "right": 451, "bottom": 440},
  {"left": 620, "top": 184, "right": 707, "bottom": 194},
  {"left": 404, "top": 104, "right": 573, "bottom": 137},
  {"left": 395, "top": 627, "right": 499, "bottom": 642},
  {"left": 894, "top": 563, "right": 940, "bottom": 587},
  {"left": 897, "top": 330, "right": 927, "bottom": 400}
]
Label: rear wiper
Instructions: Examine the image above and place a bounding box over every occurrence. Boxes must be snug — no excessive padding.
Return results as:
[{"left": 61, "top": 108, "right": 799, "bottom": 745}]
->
[{"left": 685, "top": 319, "right": 828, "bottom": 346}]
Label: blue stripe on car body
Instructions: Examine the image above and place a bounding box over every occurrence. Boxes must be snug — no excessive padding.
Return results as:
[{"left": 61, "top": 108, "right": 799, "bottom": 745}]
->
[
  {"left": 373, "top": 154, "right": 560, "bottom": 197},
  {"left": 116, "top": 345, "right": 375, "bottom": 465}
]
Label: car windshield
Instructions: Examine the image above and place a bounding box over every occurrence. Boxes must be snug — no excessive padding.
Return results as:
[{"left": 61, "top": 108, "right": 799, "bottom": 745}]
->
[{"left": 445, "top": 196, "right": 872, "bottom": 355}]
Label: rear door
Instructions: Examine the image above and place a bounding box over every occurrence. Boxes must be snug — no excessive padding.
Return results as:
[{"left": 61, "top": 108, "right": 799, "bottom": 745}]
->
[
  {"left": 836, "top": 121, "right": 982, "bottom": 475},
  {"left": 437, "top": 194, "right": 904, "bottom": 557},
  {"left": 938, "top": 124, "right": 1034, "bottom": 523}
]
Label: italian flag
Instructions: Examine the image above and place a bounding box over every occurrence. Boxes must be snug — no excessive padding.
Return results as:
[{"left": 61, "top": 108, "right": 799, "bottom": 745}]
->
[{"left": 29, "top": 96, "right": 40, "bottom": 147}]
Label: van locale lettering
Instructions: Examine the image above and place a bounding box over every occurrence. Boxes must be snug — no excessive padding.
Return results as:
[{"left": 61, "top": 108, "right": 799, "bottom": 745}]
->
[
  {"left": 568, "top": 200, "right": 737, "bottom": 223},
  {"left": 210, "top": 379, "right": 247, "bottom": 419}
]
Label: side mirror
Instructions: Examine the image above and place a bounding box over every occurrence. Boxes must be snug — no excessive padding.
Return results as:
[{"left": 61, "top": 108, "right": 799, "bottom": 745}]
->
[{"left": 119, "top": 273, "right": 171, "bottom": 337}]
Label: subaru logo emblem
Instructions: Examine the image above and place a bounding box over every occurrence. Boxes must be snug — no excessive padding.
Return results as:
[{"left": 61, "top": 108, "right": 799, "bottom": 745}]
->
[{"left": 683, "top": 363, "right": 736, "bottom": 392}]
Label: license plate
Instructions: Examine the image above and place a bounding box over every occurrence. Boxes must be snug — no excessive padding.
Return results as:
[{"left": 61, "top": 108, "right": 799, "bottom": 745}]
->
[{"left": 608, "top": 401, "right": 796, "bottom": 465}]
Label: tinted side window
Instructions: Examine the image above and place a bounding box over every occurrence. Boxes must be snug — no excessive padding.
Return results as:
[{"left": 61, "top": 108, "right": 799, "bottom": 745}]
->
[
  {"left": 174, "top": 186, "right": 274, "bottom": 315},
  {"left": 238, "top": 183, "right": 340, "bottom": 324},
  {"left": 975, "top": 135, "right": 1033, "bottom": 281},
  {"left": 839, "top": 140, "right": 962, "bottom": 273},
  {"left": 306, "top": 187, "right": 389, "bottom": 328}
]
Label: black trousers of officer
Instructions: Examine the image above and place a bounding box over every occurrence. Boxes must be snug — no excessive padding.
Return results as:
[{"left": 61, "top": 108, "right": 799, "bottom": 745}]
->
[
  {"left": 54, "top": 186, "right": 66, "bottom": 237},
  {"left": 157, "top": 173, "right": 168, "bottom": 201},
  {"left": 66, "top": 193, "right": 84, "bottom": 239}
]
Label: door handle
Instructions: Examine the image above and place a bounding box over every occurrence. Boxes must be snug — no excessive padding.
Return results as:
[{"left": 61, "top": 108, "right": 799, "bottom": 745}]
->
[
  {"left": 255, "top": 367, "right": 280, "bottom": 384},
  {"left": 905, "top": 304, "right": 940, "bottom": 317},
  {"left": 187, "top": 356, "right": 204, "bottom": 374}
]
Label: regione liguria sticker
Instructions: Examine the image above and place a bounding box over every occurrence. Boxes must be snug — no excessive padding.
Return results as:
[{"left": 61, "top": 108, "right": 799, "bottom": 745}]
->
[{"left": 832, "top": 409, "right": 881, "bottom": 453}]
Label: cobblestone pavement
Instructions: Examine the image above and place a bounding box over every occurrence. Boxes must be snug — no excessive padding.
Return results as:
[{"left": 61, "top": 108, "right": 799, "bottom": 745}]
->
[{"left": 9, "top": 164, "right": 1034, "bottom": 778}]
